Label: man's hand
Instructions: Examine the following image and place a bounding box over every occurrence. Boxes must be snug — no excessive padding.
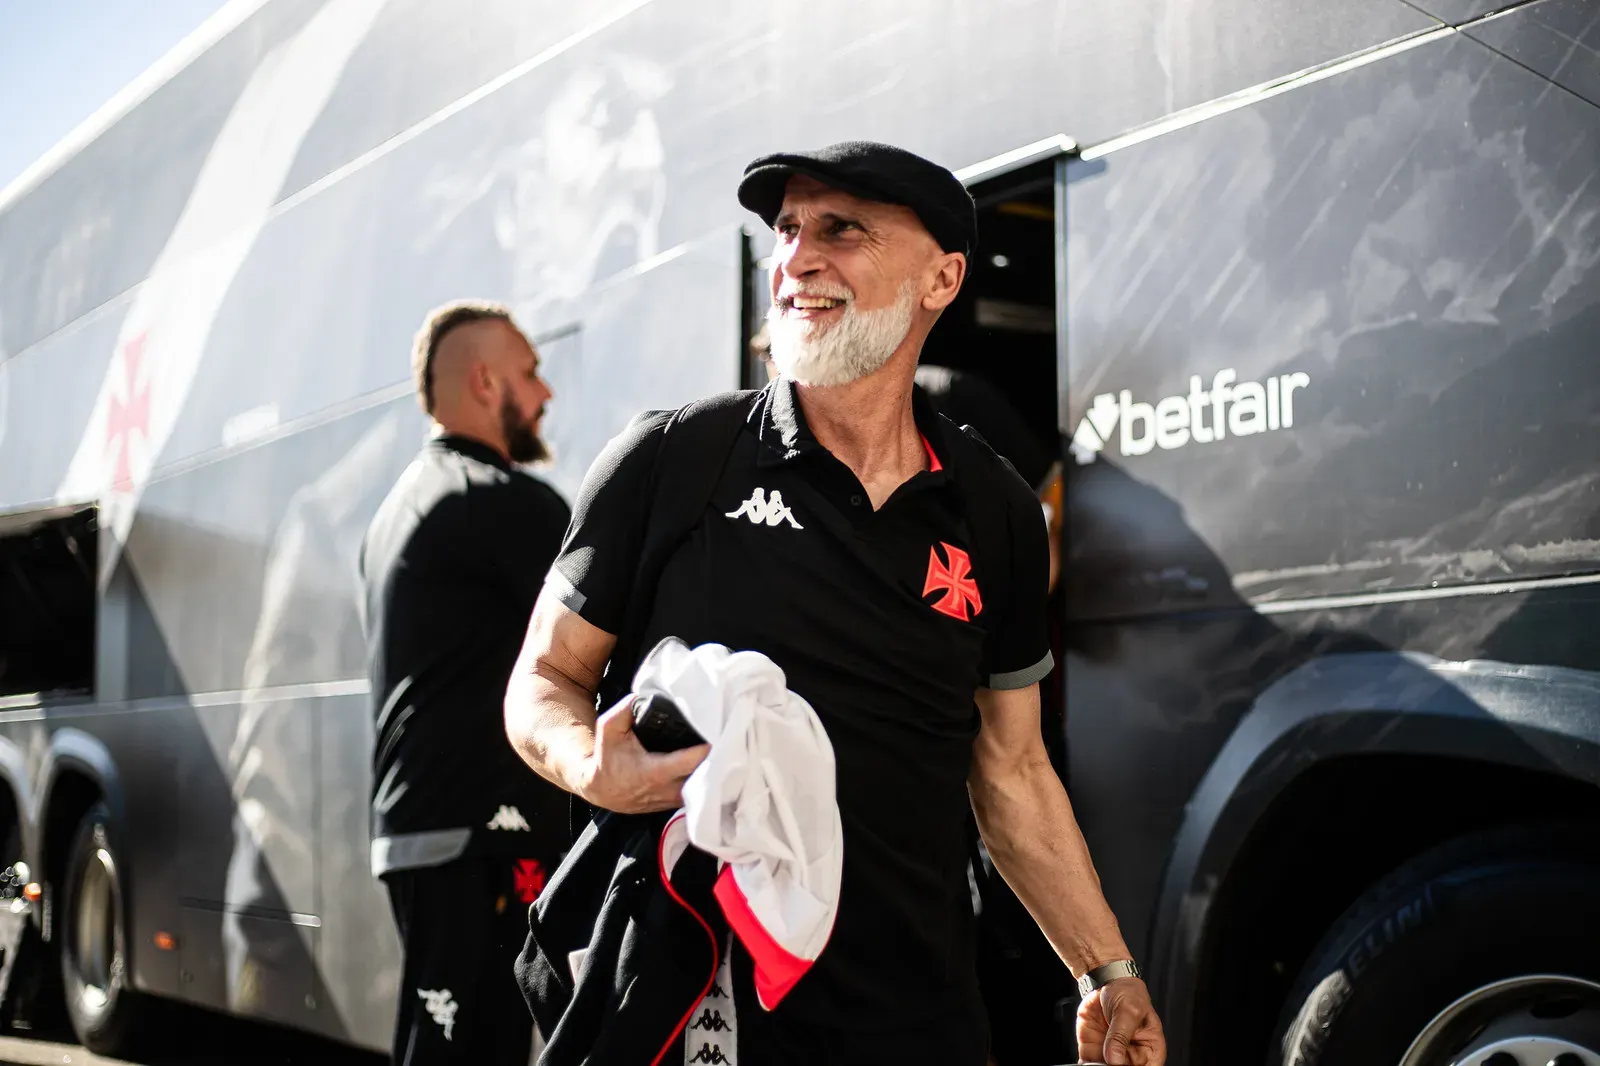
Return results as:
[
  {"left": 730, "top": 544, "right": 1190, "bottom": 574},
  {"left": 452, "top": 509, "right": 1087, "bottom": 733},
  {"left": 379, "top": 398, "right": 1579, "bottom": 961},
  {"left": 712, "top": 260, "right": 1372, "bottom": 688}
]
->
[
  {"left": 578, "top": 697, "right": 709, "bottom": 814},
  {"left": 1076, "top": 977, "right": 1166, "bottom": 1066}
]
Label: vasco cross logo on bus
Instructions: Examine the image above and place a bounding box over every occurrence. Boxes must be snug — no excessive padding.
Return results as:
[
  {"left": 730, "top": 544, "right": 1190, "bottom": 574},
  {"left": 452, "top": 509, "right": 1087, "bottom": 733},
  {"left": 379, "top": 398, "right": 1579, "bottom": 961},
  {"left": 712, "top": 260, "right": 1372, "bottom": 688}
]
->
[
  {"left": 1069, "top": 368, "right": 1311, "bottom": 464},
  {"left": 105, "top": 332, "right": 152, "bottom": 492},
  {"left": 924, "top": 542, "right": 982, "bottom": 621}
]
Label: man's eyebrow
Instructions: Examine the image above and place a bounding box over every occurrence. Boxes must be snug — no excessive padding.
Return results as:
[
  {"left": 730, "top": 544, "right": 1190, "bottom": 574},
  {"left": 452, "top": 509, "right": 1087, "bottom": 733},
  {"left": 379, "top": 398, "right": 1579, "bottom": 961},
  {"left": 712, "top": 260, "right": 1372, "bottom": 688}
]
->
[{"left": 774, "top": 209, "right": 867, "bottom": 229}]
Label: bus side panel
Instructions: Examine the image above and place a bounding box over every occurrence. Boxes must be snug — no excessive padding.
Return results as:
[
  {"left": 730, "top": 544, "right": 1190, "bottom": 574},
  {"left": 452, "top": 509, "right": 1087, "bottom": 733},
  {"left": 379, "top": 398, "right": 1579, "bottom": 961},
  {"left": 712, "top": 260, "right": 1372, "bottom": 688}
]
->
[
  {"left": 1061, "top": 4, "right": 1600, "bottom": 996},
  {"left": 0, "top": 0, "right": 1434, "bottom": 373},
  {"left": 319, "top": 694, "right": 400, "bottom": 1051}
]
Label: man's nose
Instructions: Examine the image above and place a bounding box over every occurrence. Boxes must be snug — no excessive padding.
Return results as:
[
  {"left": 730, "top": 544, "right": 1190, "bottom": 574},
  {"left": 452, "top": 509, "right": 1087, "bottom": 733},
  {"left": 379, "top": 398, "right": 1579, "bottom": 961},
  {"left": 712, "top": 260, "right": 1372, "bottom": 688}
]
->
[{"left": 776, "top": 229, "right": 826, "bottom": 279}]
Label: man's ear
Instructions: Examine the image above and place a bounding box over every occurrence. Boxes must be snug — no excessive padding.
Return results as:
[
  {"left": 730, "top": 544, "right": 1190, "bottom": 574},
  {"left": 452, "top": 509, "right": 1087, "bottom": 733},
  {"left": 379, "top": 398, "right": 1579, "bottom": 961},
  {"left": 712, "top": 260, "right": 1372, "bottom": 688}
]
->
[
  {"left": 468, "top": 358, "right": 498, "bottom": 406},
  {"left": 922, "top": 251, "right": 967, "bottom": 312}
]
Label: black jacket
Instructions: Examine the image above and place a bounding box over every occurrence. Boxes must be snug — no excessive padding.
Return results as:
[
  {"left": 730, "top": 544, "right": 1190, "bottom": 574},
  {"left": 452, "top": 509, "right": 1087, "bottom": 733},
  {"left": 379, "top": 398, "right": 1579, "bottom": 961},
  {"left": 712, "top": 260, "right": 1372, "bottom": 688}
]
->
[
  {"left": 360, "top": 435, "right": 572, "bottom": 864},
  {"left": 517, "top": 811, "right": 727, "bottom": 1065}
]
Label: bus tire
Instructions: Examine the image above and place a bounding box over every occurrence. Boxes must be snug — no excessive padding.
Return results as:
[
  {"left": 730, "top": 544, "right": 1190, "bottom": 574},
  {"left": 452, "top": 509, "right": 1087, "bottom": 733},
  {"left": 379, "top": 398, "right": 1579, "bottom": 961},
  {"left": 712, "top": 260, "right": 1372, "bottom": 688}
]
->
[
  {"left": 1273, "top": 823, "right": 1600, "bottom": 1066},
  {"left": 59, "top": 802, "right": 149, "bottom": 1056}
]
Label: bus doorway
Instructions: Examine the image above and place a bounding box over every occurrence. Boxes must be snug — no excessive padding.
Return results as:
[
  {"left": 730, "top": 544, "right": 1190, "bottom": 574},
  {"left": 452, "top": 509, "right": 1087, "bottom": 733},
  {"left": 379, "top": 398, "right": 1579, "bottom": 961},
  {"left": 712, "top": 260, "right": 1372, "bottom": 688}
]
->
[
  {"left": 921, "top": 159, "right": 1061, "bottom": 497},
  {"left": 922, "top": 155, "right": 1066, "bottom": 756},
  {"left": 922, "top": 158, "right": 1078, "bottom": 1066}
]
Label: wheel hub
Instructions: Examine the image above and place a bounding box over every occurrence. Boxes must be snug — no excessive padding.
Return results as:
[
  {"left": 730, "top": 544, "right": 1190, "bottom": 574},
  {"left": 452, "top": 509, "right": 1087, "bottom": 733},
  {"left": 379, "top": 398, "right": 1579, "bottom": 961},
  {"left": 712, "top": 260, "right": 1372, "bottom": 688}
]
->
[
  {"left": 1401, "top": 975, "right": 1600, "bottom": 1066},
  {"left": 71, "top": 846, "right": 118, "bottom": 1008}
]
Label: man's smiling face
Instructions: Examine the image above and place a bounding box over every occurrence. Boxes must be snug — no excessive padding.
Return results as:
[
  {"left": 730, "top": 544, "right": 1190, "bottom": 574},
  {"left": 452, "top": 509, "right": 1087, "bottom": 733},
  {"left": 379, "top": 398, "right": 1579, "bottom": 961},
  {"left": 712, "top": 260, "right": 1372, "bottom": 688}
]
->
[{"left": 765, "top": 176, "right": 942, "bottom": 386}]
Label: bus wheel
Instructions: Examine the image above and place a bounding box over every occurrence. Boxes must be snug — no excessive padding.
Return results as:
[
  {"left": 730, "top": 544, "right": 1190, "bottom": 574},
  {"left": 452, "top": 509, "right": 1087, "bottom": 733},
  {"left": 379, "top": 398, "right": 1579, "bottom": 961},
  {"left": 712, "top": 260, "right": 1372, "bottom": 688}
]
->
[
  {"left": 1274, "top": 824, "right": 1600, "bottom": 1066},
  {"left": 60, "top": 802, "right": 147, "bottom": 1055}
]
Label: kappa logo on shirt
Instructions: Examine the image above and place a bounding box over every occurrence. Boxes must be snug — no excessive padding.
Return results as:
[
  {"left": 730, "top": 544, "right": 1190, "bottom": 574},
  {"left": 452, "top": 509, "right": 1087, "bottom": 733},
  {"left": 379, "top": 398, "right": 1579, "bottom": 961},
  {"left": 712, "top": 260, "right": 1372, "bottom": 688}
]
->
[
  {"left": 417, "top": 988, "right": 458, "bottom": 1041},
  {"left": 486, "top": 805, "right": 531, "bottom": 831},
  {"left": 725, "top": 487, "right": 803, "bottom": 529},
  {"left": 924, "top": 542, "right": 982, "bottom": 621}
]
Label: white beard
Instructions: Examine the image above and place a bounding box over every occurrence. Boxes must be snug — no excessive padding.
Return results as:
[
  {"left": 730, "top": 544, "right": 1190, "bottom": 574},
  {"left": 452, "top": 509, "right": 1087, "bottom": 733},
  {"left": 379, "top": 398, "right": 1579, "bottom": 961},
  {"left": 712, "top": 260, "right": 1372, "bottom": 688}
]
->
[{"left": 767, "top": 281, "right": 916, "bottom": 388}]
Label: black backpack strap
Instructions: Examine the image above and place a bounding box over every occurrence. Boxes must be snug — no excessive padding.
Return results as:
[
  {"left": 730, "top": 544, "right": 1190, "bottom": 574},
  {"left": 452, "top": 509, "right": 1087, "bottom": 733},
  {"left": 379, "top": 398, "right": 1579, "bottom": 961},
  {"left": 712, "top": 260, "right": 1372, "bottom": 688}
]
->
[
  {"left": 571, "top": 391, "right": 754, "bottom": 837},
  {"left": 940, "top": 419, "right": 1016, "bottom": 633},
  {"left": 602, "top": 389, "right": 758, "bottom": 709}
]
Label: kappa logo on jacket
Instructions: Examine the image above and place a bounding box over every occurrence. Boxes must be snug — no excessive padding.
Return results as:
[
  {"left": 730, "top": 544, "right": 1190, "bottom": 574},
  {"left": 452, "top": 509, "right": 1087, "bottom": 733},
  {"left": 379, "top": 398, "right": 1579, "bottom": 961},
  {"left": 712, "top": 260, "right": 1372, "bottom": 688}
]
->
[
  {"left": 725, "top": 487, "right": 803, "bottom": 529},
  {"left": 417, "top": 988, "right": 458, "bottom": 1041},
  {"left": 689, "top": 1007, "right": 733, "bottom": 1033},
  {"left": 486, "top": 805, "right": 531, "bottom": 831}
]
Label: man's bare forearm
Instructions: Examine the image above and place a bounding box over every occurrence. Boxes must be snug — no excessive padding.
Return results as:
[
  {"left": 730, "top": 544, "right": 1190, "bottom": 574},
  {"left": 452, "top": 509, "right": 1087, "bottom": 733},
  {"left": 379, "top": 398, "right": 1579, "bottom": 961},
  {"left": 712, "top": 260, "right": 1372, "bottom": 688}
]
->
[
  {"left": 506, "top": 655, "right": 599, "bottom": 795},
  {"left": 505, "top": 594, "right": 704, "bottom": 815},
  {"left": 504, "top": 593, "right": 610, "bottom": 799},
  {"left": 970, "top": 751, "right": 1130, "bottom": 977}
]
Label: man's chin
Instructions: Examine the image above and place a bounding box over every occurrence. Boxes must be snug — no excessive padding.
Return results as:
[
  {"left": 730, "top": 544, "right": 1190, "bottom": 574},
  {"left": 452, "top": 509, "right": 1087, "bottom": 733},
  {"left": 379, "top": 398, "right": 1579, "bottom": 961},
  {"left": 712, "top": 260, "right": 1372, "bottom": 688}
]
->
[
  {"left": 509, "top": 434, "right": 550, "bottom": 465},
  {"left": 776, "top": 357, "right": 873, "bottom": 389}
]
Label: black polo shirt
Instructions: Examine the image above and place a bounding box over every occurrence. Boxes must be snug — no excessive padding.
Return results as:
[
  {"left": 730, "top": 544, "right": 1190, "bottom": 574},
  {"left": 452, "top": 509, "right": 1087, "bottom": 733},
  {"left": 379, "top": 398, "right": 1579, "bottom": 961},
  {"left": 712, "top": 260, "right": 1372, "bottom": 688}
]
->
[
  {"left": 550, "top": 380, "right": 1052, "bottom": 1033},
  {"left": 360, "top": 435, "right": 572, "bottom": 873}
]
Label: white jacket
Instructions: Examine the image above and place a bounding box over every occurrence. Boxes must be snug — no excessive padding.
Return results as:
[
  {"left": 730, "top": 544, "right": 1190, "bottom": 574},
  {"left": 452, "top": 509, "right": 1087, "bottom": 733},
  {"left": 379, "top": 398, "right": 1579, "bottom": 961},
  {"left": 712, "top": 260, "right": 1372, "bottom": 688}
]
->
[{"left": 634, "top": 637, "right": 843, "bottom": 1010}]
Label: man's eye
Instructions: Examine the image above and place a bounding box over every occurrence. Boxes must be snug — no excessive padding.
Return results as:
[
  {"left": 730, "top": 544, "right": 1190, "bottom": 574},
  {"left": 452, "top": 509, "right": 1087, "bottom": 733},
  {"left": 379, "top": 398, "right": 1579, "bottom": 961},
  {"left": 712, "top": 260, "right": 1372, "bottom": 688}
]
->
[
  {"left": 833, "top": 220, "right": 860, "bottom": 234},
  {"left": 776, "top": 224, "right": 799, "bottom": 239}
]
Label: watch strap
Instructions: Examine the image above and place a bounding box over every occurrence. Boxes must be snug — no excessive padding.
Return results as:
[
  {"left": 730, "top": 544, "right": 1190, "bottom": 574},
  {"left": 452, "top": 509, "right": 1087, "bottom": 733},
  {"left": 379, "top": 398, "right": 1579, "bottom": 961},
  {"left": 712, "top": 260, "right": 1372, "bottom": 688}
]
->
[{"left": 1077, "top": 959, "right": 1141, "bottom": 997}]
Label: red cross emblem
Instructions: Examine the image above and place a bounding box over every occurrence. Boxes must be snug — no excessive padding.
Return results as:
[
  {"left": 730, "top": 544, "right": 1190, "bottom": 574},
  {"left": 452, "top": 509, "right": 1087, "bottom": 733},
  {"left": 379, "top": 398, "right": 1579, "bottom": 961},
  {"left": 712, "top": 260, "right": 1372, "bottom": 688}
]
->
[
  {"left": 513, "top": 859, "right": 546, "bottom": 904},
  {"left": 923, "top": 542, "right": 982, "bottom": 621},
  {"left": 105, "top": 332, "right": 152, "bottom": 492}
]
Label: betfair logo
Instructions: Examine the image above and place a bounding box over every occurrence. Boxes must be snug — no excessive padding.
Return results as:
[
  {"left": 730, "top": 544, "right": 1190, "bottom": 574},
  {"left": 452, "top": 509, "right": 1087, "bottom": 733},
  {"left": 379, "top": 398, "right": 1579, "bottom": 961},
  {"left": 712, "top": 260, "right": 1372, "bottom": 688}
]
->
[
  {"left": 726, "top": 487, "right": 804, "bottom": 529},
  {"left": 1070, "top": 369, "right": 1310, "bottom": 464}
]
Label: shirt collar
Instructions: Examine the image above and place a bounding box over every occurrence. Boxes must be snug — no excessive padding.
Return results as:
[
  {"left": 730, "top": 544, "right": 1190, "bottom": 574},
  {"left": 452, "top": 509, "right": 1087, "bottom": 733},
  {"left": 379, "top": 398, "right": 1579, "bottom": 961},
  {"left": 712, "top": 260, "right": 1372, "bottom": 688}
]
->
[
  {"left": 755, "top": 377, "right": 953, "bottom": 479},
  {"left": 430, "top": 433, "right": 513, "bottom": 472}
]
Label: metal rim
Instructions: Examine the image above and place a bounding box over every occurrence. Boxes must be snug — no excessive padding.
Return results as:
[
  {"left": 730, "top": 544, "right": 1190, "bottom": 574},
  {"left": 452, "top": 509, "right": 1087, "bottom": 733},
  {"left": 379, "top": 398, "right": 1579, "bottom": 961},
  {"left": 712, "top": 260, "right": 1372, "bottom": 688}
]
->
[
  {"left": 1399, "top": 974, "right": 1600, "bottom": 1066},
  {"left": 69, "top": 844, "right": 119, "bottom": 1011}
]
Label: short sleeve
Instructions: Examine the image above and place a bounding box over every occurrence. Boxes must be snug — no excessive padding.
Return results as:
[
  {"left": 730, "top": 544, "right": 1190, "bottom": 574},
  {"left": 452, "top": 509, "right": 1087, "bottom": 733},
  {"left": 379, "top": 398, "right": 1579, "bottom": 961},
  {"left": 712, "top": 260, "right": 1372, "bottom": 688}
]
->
[
  {"left": 487, "top": 476, "right": 571, "bottom": 609},
  {"left": 545, "top": 411, "right": 671, "bottom": 635},
  {"left": 981, "top": 469, "right": 1054, "bottom": 690}
]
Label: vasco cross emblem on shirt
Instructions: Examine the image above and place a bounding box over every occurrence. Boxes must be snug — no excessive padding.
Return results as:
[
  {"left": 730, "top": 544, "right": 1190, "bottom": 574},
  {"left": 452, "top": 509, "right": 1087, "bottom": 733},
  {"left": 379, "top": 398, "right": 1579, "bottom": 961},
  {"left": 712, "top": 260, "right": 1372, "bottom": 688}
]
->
[{"left": 924, "top": 542, "right": 982, "bottom": 621}]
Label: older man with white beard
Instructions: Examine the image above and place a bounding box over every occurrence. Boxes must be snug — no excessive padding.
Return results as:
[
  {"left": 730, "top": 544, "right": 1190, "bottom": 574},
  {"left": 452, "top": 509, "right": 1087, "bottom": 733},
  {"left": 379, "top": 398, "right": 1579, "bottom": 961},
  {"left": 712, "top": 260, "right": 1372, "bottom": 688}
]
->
[{"left": 506, "top": 142, "right": 1165, "bottom": 1066}]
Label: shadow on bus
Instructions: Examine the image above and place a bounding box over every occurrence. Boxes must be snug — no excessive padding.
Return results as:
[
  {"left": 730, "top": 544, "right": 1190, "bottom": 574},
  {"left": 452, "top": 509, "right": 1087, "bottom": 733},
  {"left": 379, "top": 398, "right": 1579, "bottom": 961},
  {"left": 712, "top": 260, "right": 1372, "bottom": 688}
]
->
[
  {"left": 106, "top": 558, "right": 351, "bottom": 1051},
  {"left": 1041, "top": 452, "right": 1600, "bottom": 1066},
  {"left": 71, "top": 405, "right": 418, "bottom": 1053}
]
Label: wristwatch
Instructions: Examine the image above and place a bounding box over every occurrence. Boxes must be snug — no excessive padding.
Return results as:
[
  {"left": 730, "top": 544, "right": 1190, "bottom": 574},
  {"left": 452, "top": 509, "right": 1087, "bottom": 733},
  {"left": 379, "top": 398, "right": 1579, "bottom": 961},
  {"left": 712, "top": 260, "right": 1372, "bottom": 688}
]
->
[{"left": 1077, "top": 959, "right": 1141, "bottom": 997}]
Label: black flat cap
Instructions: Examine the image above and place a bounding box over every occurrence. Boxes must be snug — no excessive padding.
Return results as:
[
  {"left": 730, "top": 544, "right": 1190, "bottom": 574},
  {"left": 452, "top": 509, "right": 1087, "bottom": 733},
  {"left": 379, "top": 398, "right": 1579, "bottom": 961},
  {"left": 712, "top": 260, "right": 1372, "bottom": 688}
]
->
[{"left": 738, "top": 141, "right": 977, "bottom": 256}]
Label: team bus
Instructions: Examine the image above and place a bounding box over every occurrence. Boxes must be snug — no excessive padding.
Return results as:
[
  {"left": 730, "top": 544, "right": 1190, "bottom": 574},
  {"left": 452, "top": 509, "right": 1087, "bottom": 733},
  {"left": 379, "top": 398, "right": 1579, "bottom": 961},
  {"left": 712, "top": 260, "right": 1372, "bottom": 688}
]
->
[{"left": 0, "top": 0, "right": 1596, "bottom": 1062}]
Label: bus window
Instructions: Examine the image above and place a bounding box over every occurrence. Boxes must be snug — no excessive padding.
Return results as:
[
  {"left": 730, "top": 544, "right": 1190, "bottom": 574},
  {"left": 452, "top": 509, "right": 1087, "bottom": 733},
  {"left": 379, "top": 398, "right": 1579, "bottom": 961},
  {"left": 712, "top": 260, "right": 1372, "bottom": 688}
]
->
[{"left": 0, "top": 505, "right": 96, "bottom": 699}]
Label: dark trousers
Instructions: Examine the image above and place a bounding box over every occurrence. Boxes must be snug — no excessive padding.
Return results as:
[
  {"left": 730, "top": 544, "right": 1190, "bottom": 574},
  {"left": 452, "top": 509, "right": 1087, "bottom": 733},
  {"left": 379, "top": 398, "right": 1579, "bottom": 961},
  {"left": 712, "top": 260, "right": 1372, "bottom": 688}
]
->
[
  {"left": 726, "top": 944, "right": 989, "bottom": 1066},
  {"left": 385, "top": 856, "right": 551, "bottom": 1066}
]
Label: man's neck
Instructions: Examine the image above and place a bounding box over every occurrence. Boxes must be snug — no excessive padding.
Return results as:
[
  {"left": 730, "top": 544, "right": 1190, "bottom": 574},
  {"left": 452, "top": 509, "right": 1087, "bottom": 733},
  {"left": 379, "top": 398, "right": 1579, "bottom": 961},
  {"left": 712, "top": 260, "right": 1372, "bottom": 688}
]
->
[
  {"left": 433, "top": 421, "right": 509, "bottom": 463},
  {"left": 793, "top": 347, "right": 926, "bottom": 509}
]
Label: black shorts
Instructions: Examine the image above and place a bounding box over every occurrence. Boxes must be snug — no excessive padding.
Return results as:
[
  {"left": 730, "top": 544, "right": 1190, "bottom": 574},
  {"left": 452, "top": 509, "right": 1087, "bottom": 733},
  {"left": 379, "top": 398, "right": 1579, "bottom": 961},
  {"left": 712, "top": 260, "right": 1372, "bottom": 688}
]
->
[{"left": 385, "top": 856, "right": 553, "bottom": 1066}]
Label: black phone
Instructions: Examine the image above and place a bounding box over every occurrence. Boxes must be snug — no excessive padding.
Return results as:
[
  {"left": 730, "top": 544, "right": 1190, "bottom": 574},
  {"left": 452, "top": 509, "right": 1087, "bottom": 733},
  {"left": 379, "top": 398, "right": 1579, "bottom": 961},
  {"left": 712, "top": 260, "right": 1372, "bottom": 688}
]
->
[{"left": 630, "top": 692, "right": 706, "bottom": 753}]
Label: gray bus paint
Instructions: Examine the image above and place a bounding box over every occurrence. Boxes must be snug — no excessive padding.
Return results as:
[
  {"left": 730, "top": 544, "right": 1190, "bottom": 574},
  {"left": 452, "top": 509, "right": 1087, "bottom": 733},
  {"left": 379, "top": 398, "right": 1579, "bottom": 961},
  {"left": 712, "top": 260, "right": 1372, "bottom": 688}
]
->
[
  {"left": 1148, "top": 651, "right": 1600, "bottom": 1046},
  {"left": 0, "top": 0, "right": 1595, "bottom": 1060}
]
